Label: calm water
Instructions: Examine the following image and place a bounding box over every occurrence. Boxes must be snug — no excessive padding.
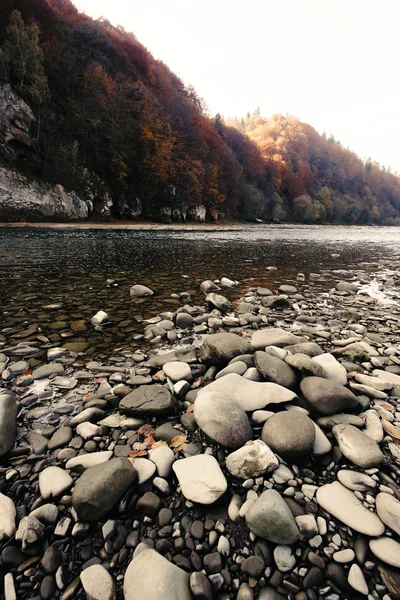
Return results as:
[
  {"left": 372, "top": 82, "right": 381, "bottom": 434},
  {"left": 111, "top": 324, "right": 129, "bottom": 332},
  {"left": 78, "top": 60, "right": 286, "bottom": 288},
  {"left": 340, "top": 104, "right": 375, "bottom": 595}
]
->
[{"left": 1, "top": 225, "right": 399, "bottom": 357}]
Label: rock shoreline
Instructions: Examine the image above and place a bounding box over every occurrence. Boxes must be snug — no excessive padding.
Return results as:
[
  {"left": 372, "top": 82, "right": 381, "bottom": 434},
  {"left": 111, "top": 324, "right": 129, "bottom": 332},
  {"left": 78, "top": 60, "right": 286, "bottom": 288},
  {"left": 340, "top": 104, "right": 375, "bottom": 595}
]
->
[{"left": 1, "top": 271, "right": 400, "bottom": 599}]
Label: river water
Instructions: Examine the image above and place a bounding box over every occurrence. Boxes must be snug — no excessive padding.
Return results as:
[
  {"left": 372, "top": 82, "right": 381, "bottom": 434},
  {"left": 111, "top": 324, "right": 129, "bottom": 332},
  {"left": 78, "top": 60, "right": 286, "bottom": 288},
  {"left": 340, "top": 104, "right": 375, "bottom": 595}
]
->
[{"left": 1, "top": 224, "right": 400, "bottom": 358}]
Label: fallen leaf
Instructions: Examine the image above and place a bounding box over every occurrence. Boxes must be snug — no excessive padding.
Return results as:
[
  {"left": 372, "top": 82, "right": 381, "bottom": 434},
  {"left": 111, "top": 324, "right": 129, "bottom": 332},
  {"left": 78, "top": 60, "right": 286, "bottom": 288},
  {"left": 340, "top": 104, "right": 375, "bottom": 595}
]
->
[
  {"left": 171, "top": 435, "right": 187, "bottom": 452},
  {"left": 151, "top": 440, "right": 168, "bottom": 449},
  {"left": 383, "top": 419, "right": 400, "bottom": 441},
  {"left": 23, "top": 369, "right": 32, "bottom": 376},
  {"left": 128, "top": 449, "right": 148, "bottom": 459},
  {"left": 186, "top": 404, "right": 195, "bottom": 413},
  {"left": 83, "top": 392, "right": 93, "bottom": 401},
  {"left": 144, "top": 434, "right": 155, "bottom": 447},
  {"left": 139, "top": 424, "right": 155, "bottom": 437}
]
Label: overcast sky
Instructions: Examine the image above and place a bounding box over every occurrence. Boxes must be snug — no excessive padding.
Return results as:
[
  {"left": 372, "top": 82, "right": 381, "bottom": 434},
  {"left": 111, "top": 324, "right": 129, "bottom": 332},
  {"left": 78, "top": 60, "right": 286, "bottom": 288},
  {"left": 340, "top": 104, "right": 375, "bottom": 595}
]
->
[{"left": 72, "top": 0, "right": 400, "bottom": 172}]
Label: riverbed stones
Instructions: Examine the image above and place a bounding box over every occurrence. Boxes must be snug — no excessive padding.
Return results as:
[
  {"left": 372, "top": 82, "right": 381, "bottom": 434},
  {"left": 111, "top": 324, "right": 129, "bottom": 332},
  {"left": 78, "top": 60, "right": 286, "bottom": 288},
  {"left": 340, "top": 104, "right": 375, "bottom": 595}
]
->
[
  {"left": 0, "top": 392, "right": 17, "bottom": 457},
  {"left": 251, "top": 328, "right": 301, "bottom": 350},
  {"left": 32, "top": 363, "right": 64, "bottom": 379},
  {"left": 316, "top": 482, "right": 385, "bottom": 536},
  {"left": 337, "top": 469, "right": 377, "bottom": 491},
  {"left": 369, "top": 537, "right": 400, "bottom": 568},
  {"left": 0, "top": 493, "right": 16, "bottom": 540},
  {"left": 254, "top": 351, "right": 297, "bottom": 388},
  {"left": 72, "top": 457, "right": 136, "bottom": 520},
  {"left": 332, "top": 424, "right": 384, "bottom": 468},
  {"left": 39, "top": 467, "right": 73, "bottom": 500},
  {"left": 200, "top": 333, "right": 251, "bottom": 365},
  {"left": 372, "top": 369, "right": 400, "bottom": 386},
  {"left": 261, "top": 412, "right": 315, "bottom": 461},
  {"left": 300, "top": 376, "right": 359, "bottom": 415},
  {"left": 66, "top": 451, "right": 113, "bottom": 470},
  {"left": 172, "top": 454, "right": 227, "bottom": 504},
  {"left": 312, "top": 353, "right": 347, "bottom": 385},
  {"left": 226, "top": 440, "right": 279, "bottom": 479},
  {"left": 80, "top": 564, "right": 116, "bottom": 600},
  {"left": 376, "top": 492, "right": 400, "bottom": 535},
  {"left": 120, "top": 385, "right": 176, "bottom": 416},
  {"left": 206, "top": 292, "right": 232, "bottom": 311},
  {"left": 124, "top": 548, "right": 192, "bottom": 600},
  {"left": 194, "top": 391, "right": 252, "bottom": 449},
  {"left": 130, "top": 284, "right": 154, "bottom": 297},
  {"left": 163, "top": 361, "right": 192, "bottom": 382},
  {"left": 245, "top": 490, "right": 300, "bottom": 544},
  {"left": 348, "top": 563, "right": 369, "bottom": 596},
  {"left": 203, "top": 373, "right": 296, "bottom": 411},
  {"left": 47, "top": 426, "right": 73, "bottom": 450}
]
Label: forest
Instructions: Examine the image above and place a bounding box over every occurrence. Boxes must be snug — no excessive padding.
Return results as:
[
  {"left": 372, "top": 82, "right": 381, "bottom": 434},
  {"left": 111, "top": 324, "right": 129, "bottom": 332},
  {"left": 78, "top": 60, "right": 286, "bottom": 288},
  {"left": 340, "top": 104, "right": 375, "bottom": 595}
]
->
[{"left": 1, "top": 0, "right": 400, "bottom": 224}]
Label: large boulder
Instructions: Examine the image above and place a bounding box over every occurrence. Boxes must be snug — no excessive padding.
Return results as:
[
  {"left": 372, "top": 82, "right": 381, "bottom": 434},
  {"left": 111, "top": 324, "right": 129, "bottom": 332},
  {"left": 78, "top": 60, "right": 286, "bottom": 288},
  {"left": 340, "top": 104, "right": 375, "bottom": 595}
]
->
[
  {"left": 203, "top": 373, "right": 296, "bottom": 411},
  {"left": 245, "top": 490, "right": 300, "bottom": 544},
  {"left": 261, "top": 412, "right": 315, "bottom": 461},
  {"left": 194, "top": 391, "right": 252, "bottom": 449},
  {"left": 0, "top": 392, "right": 17, "bottom": 457},
  {"left": 254, "top": 351, "right": 297, "bottom": 389},
  {"left": 251, "top": 328, "right": 302, "bottom": 350},
  {"left": 172, "top": 455, "right": 227, "bottom": 504},
  {"left": 332, "top": 424, "right": 384, "bottom": 468},
  {"left": 124, "top": 548, "right": 192, "bottom": 600},
  {"left": 300, "top": 377, "right": 359, "bottom": 415},
  {"left": 200, "top": 333, "right": 252, "bottom": 366},
  {"left": 119, "top": 385, "right": 176, "bottom": 417},
  {"left": 72, "top": 458, "right": 136, "bottom": 521}
]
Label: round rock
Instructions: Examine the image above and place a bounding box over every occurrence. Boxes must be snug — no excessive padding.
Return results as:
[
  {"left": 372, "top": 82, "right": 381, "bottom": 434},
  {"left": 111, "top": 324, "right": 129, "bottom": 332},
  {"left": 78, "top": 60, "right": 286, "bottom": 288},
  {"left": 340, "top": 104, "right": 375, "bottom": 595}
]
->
[
  {"left": 245, "top": 489, "right": 300, "bottom": 544},
  {"left": 261, "top": 412, "right": 315, "bottom": 461},
  {"left": 300, "top": 377, "right": 359, "bottom": 415}
]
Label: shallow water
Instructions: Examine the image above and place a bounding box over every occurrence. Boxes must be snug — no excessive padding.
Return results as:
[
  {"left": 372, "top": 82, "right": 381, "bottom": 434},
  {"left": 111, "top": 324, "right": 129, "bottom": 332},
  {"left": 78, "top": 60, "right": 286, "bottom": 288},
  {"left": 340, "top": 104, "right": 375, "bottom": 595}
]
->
[{"left": 1, "top": 224, "right": 400, "bottom": 357}]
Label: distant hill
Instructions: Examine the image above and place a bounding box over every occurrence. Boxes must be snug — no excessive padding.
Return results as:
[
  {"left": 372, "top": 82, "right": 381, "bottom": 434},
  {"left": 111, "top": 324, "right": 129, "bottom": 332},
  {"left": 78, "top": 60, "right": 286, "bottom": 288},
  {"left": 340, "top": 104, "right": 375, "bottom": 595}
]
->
[{"left": 1, "top": 0, "right": 400, "bottom": 224}]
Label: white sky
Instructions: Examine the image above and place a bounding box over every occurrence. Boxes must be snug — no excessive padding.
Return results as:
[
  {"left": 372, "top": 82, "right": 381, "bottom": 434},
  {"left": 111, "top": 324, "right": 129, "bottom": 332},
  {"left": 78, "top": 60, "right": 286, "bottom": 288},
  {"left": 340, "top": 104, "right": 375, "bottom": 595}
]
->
[{"left": 72, "top": 0, "right": 400, "bottom": 172}]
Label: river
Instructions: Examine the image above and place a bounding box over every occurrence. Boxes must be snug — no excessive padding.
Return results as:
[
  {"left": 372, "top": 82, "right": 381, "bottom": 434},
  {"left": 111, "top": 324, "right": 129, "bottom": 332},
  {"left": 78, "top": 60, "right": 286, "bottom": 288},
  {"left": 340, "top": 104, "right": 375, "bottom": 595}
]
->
[{"left": 1, "top": 224, "right": 400, "bottom": 358}]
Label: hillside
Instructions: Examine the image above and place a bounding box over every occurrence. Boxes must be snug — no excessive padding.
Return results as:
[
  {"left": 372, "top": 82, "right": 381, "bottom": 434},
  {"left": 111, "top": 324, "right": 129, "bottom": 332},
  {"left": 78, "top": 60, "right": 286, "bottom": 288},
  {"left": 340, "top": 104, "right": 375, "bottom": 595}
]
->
[{"left": 0, "top": 0, "right": 400, "bottom": 224}]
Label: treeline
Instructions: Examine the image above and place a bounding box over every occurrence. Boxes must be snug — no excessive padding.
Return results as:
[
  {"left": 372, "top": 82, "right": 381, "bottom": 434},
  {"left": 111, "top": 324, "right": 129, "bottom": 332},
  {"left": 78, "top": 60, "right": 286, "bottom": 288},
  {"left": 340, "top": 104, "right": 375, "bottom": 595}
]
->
[{"left": 1, "top": 0, "right": 400, "bottom": 224}]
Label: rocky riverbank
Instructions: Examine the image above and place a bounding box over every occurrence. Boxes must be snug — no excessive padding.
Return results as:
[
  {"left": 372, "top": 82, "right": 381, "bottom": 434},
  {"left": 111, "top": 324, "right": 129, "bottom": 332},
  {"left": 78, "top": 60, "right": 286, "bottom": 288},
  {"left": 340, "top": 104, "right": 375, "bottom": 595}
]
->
[{"left": 1, "top": 270, "right": 400, "bottom": 600}]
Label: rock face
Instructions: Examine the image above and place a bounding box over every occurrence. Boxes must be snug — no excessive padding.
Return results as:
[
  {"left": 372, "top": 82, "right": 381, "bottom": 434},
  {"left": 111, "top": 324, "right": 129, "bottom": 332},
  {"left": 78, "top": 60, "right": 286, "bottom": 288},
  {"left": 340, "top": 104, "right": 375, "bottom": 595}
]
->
[
  {"left": 300, "top": 377, "right": 359, "bottom": 415},
  {"left": 0, "top": 166, "right": 89, "bottom": 221},
  {"left": 254, "top": 351, "right": 297, "bottom": 389},
  {"left": 119, "top": 385, "right": 176, "bottom": 417},
  {"left": 316, "top": 482, "right": 385, "bottom": 536},
  {"left": 194, "top": 391, "right": 252, "bottom": 449},
  {"left": 0, "top": 83, "right": 35, "bottom": 162},
  {"left": 261, "top": 412, "right": 316, "bottom": 461},
  {"left": 72, "top": 458, "right": 136, "bottom": 521},
  {"left": 124, "top": 548, "right": 192, "bottom": 600},
  {"left": 0, "top": 391, "right": 17, "bottom": 457},
  {"left": 200, "top": 333, "right": 252, "bottom": 366},
  {"left": 203, "top": 373, "right": 296, "bottom": 411},
  {"left": 226, "top": 440, "right": 279, "bottom": 479},
  {"left": 245, "top": 490, "right": 300, "bottom": 544},
  {"left": 332, "top": 424, "right": 384, "bottom": 468},
  {"left": 172, "top": 455, "right": 227, "bottom": 504}
]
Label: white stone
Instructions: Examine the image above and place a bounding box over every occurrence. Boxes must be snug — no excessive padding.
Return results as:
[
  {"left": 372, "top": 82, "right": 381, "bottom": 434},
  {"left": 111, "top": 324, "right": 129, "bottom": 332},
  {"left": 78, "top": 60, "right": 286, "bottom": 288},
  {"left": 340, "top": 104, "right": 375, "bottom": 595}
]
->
[
  {"left": 228, "top": 494, "right": 243, "bottom": 523},
  {"left": 0, "top": 493, "right": 16, "bottom": 541},
  {"left": 149, "top": 446, "right": 175, "bottom": 478},
  {"left": 203, "top": 373, "right": 297, "bottom": 411},
  {"left": 369, "top": 537, "right": 400, "bottom": 567},
  {"left": 226, "top": 440, "right": 279, "bottom": 479},
  {"left": 295, "top": 515, "right": 318, "bottom": 539},
  {"left": 76, "top": 422, "right": 100, "bottom": 439},
  {"left": 348, "top": 563, "right": 369, "bottom": 595},
  {"left": 272, "top": 465, "right": 293, "bottom": 484},
  {"left": 66, "top": 451, "right": 113, "bottom": 470},
  {"left": 163, "top": 361, "right": 192, "bottom": 383},
  {"left": 355, "top": 373, "right": 393, "bottom": 391},
  {"left": 312, "top": 353, "right": 347, "bottom": 385},
  {"left": 316, "top": 481, "right": 385, "bottom": 536},
  {"left": 252, "top": 328, "right": 301, "bottom": 350},
  {"left": 337, "top": 470, "right": 377, "bottom": 492},
  {"left": 217, "top": 535, "right": 230, "bottom": 555},
  {"left": 4, "top": 573, "right": 16, "bottom": 600},
  {"left": 39, "top": 467, "right": 73, "bottom": 500},
  {"left": 362, "top": 410, "right": 384, "bottom": 442},
  {"left": 273, "top": 545, "right": 296, "bottom": 572},
  {"left": 251, "top": 410, "right": 275, "bottom": 424},
  {"left": 312, "top": 423, "right": 332, "bottom": 455},
  {"left": 131, "top": 458, "right": 156, "bottom": 484},
  {"left": 220, "top": 277, "right": 238, "bottom": 288},
  {"left": 376, "top": 492, "right": 400, "bottom": 535},
  {"left": 80, "top": 564, "right": 116, "bottom": 600},
  {"left": 372, "top": 369, "right": 400, "bottom": 386},
  {"left": 91, "top": 311, "right": 109, "bottom": 326},
  {"left": 130, "top": 285, "right": 154, "bottom": 297},
  {"left": 333, "top": 549, "right": 355, "bottom": 563},
  {"left": 172, "top": 455, "right": 227, "bottom": 504}
]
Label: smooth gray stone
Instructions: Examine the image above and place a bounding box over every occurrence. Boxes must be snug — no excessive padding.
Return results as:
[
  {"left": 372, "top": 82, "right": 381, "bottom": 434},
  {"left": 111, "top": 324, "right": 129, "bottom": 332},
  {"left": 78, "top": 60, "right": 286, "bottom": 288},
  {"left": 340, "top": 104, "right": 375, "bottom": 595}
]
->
[
  {"left": 194, "top": 391, "right": 252, "bottom": 449},
  {"left": 251, "top": 328, "right": 301, "bottom": 350},
  {"left": 254, "top": 351, "right": 297, "bottom": 389},
  {"left": 245, "top": 489, "right": 300, "bottom": 544},
  {"left": 32, "top": 363, "right": 64, "bottom": 380},
  {"left": 376, "top": 492, "right": 400, "bottom": 535},
  {"left": 332, "top": 424, "right": 384, "bottom": 468},
  {"left": 124, "top": 548, "right": 192, "bottom": 600},
  {"left": 200, "top": 333, "right": 252, "bottom": 366},
  {"left": 261, "top": 412, "right": 315, "bottom": 461},
  {"left": 283, "top": 342, "right": 324, "bottom": 356},
  {"left": 119, "top": 385, "right": 176, "bottom": 417},
  {"left": 300, "top": 376, "right": 359, "bottom": 415},
  {"left": 0, "top": 392, "right": 17, "bottom": 457},
  {"left": 72, "top": 458, "right": 136, "bottom": 521}
]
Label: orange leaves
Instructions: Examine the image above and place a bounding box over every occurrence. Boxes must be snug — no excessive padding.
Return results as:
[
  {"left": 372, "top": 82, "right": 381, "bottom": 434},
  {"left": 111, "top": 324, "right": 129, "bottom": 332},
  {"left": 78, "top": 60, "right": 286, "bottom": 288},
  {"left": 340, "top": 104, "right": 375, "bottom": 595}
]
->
[{"left": 170, "top": 435, "right": 187, "bottom": 452}]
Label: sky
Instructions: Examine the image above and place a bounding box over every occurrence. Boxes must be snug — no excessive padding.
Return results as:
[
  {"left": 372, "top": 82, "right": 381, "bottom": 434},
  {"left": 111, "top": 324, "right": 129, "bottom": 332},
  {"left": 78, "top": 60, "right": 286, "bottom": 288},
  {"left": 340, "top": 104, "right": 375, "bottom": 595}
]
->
[{"left": 72, "top": 0, "right": 400, "bottom": 172}]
